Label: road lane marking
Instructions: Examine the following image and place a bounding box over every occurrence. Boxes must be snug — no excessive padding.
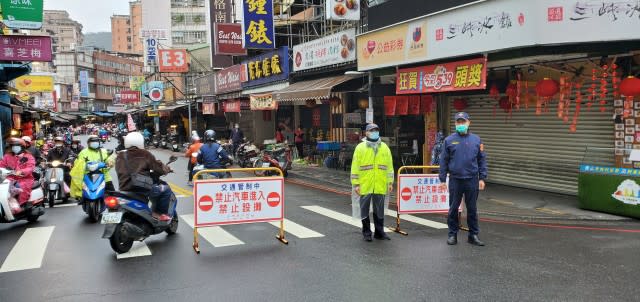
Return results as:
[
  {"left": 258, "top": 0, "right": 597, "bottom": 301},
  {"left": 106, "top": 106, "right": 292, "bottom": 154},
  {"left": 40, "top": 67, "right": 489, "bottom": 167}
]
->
[
  {"left": 0, "top": 226, "right": 55, "bottom": 273},
  {"left": 45, "top": 203, "right": 79, "bottom": 208},
  {"left": 116, "top": 242, "right": 152, "bottom": 259},
  {"left": 268, "top": 219, "right": 324, "bottom": 238},
  {"left": 175, "top": 195, "right": 187, "bottom": 198},
  {"left": 301, "top": 206, "right": 390, "bottom": 233},
  {"left": 181, "top": 214, "right": 244, "bottom": 247},
  {"left": 385, "top": 210, "right": 448, "bottom": 229},
  {"left": 168, "top": 182, "right": 193, "bottom": 196}
]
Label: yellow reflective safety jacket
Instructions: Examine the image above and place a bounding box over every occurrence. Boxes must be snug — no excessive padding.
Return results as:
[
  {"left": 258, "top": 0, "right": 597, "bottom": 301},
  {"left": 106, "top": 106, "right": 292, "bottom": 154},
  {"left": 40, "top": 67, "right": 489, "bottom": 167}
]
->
[
  {"left": 70, "top": 148, "right": 114, "bottom": 199},
  {"left": 350, "top": 139, "right": 394, "bottom": 195}
]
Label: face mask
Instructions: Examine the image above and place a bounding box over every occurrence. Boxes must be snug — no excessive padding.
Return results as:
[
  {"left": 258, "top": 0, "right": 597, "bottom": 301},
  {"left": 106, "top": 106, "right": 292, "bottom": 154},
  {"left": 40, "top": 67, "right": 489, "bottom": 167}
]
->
[
  {"left": 11, "top": 146, "right": 22, "bottom": 154},
  {"left": 72, "top": 144, "right": 77, "bottom": 148},
  {"left": 89, "top": 142, "right": 100, "bottom": 149},
  {"left": 367, "top": 131, "right": 380, "bottom": 140},
  {"left": 456, "top": 124, "right": 469, "bottom": 134}
]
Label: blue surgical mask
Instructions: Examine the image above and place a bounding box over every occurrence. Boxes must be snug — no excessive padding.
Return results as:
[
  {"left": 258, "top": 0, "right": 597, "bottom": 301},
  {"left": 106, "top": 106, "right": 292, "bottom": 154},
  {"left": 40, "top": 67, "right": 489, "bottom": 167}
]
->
[
  {"left": 367, "top": 131, "right": 380, "bottom": 140},
  {"left": 11, "top": 146, "right": 22, "bottom": 154},
  {"left": 456, "top": 124, "right": 469, "bottom": 134},
  {"left": 89, "top": 142, "right": 100, "bottom": 149}
]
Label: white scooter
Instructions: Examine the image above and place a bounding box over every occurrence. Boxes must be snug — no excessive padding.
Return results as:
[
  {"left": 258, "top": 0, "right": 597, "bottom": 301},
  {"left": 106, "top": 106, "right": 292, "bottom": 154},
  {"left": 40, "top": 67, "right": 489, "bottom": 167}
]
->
[{"left": 0, "top": 168, "right": 46, "bottom": 223}]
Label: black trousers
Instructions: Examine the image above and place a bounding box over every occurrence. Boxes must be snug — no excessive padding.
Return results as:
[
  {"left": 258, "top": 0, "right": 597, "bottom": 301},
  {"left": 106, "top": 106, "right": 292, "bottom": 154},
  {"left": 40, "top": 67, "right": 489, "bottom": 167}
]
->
[
  {"left": 447, "top": 177, "right": 480, "bottom": 237},
  {"left": 187, "top": 161, "right": 194, "bottom": 181},
  {"left": 360, "top": 194, "right": 385, "bottom": 237},
  {"left": 295, "top": 143, "right": 304, "bottom": 159}
]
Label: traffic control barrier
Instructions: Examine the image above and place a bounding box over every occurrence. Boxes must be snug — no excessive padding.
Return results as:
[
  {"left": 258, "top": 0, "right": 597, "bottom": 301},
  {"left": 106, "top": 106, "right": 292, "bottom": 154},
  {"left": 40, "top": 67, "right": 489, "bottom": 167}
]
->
[
  {"left": 191, "top": 167, "right": 288, "bottom": 254},
  {"left": 391, "top": 165, "right": 466, "bottom": 235}
]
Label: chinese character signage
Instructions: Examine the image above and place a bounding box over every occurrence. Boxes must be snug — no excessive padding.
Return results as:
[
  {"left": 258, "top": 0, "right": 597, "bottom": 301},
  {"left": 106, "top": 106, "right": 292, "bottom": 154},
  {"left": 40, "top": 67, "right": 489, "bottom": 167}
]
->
[
  {"left": 357, "top": 19, "right": 427, "bottom": 71},
  {"left": 210, "top": 0, "right": 232, "bottom": 24},
  {"left": 250, "top": 93, "right": 277, "bottom": 111},
  {"left": 242, "top": 46, "right": 289, "bottom": 88},
  {"left": 145, "top": 38, "right": 158, "bottom": 66},
  {"left": 0, "top": 35, "right": 51, "bottom": 62},
  {"left": 79, "top": 70, "right": 89, "bottom": 97},
  {"left": 214, "top": 23, "right": 247, "bottom": 55},
  {"left": 396, "top": 57, "right": 487, "bottom": 94},
  {"left": 293, "top": 28, "right": 356, "bottom": 72},
  {"left": 129, "top": 76, "right": 145, "bottom": 91},
  {"left": 215, "top": 64, "right": 243, "bottom": 94},
  {"left": 194, "top": 177, "right": 284, "bottom": 227},
  {"left": 195, "top": 74, "right": 216, "bottom": 96},
  {"left": 140, "top": 29, "right": 169, "bottom": 39},
  {"left": 158, "top": 49, "right": 189, "bottom": 73},
  {"left": 119, "top": 90, "right": 141, "bottom": 104},
  {"left": 326, "top": 0, "right": 359, "bottom": 21},
  {"left": 223, "top": 100, "right": 241, "bottom": 113},
  {"left": 202, "top": 102, "right": 216, "bottom": 115},
  {"left": 397, "top": 174, "right": 458, "bottom": 214},
  {"left": 1, "top": 0, "right": 43, "bottom": 29},
  {"left": 242, "top": 0, "right": 275, "bottom": 49},
  {"left": 14, "top": 75, "right": 53, "bottom": 92}
]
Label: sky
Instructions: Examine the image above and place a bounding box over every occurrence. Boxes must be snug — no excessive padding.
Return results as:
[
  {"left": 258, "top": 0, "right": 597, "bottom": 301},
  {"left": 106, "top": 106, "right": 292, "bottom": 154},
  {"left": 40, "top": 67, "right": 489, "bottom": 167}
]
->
[{"left": 43, "top": 0, "right": 130, "bottom": 33}]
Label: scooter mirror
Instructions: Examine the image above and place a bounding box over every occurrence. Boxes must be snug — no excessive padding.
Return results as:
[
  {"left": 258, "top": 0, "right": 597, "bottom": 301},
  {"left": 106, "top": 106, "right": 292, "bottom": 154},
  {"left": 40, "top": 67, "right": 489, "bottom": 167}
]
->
[
  {"left": 107, "top": 149, "right": 114, "bottom": 156},
  {"left": 168, "top": 155, "right": 178, "bottom": 164}
]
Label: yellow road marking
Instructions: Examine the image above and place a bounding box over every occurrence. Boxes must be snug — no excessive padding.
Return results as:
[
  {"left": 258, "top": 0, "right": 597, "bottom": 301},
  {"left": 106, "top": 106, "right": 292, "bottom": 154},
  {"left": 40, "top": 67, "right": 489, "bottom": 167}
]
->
[
  {"left": 535, "top": 207, "right": 565, "bottom": 215},
  {"left": 168, "top": 182, "right": 193, "bottom": 196}
]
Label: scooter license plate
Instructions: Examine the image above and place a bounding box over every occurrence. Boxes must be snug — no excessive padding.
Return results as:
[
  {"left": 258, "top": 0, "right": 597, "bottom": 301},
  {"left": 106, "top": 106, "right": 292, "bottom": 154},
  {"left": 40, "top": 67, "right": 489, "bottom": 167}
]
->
[
  {"left": 262, "top": 162, "right": 270, "bottom": 168},
  {"left": 100, "top": 212, "right": 123, "bottom": 224},
  {"left": 49, "top": 183, "right": 58, "bottom": 191}
]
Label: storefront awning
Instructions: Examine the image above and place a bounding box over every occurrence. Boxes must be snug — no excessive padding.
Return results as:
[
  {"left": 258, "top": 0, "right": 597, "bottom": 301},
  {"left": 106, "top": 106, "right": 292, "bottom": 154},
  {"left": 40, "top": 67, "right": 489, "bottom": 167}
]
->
[
  {"left": 274, "top": 74, "right": 365, "bottom": 103},
  {"left": 217, "top": 91, "right": 243, "bottom": 100},
  {"left": 58, "top": 113, "right": 77, "bottom": 120},
  {"left": 50, "top": 116, "right": 70, "bottom": 123},
  {"left": 156, "top": 104, "right": 188, "bottom": 112},
  {"left": 93, "top": 112, "right": 115, "bottom": 117},
  {"left": 243, "top": 81, "right": 290, "bottom": 95}
]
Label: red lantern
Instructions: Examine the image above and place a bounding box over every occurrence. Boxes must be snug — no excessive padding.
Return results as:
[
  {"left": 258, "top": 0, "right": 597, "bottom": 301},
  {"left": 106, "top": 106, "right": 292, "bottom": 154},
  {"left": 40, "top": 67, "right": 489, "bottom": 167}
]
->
[
  {"left": 535, "top": 78, "right": 560, "bottom": 97},
  {"left": 505, "top": 83, "right": 518, "bottom": 102},
  {"left": 619, "top": 76, "right": 640, "bottom": 97},
  {"left": 489, "top": 84, "right": 500, "bottom": 101},
  {"left": 329, "top": 96, "right": 342, "bottom": 107},
  {"left": 453, "top": 98, "right": 468, "bottom": 111}
]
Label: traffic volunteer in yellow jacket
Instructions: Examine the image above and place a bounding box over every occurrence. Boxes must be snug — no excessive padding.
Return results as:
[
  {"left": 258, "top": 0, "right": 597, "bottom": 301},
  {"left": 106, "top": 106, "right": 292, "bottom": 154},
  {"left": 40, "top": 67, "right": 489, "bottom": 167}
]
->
[
  {"left": 70, "top": 135, "right": 115, "bottom": 199},
  {"left": 351, "top": 123, "right": 394, "bottom": 242}
]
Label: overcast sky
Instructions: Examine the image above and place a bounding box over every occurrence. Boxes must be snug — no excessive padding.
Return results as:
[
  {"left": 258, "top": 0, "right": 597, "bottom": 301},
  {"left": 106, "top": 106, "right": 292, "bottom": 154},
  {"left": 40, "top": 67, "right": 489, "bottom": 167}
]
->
[{"left": 44, "top": 0, "right": 130, "bottom": 33}]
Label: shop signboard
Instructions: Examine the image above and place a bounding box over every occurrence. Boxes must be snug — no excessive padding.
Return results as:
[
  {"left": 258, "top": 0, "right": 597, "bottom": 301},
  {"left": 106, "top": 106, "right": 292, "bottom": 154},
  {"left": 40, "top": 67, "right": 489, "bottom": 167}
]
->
[
  {"left": 70, "top": 101, "right": 79, "bottom": 110},
  {"left": 140, "top": 29, "right": 169, "bottom": 39},
  {"left": 14, "top": 75, "right": 53, "bottom": 92},
  {"left": 195, "top": 74, "right": 216, "bottom": 96},
  {"left": 1, "top": 0, "right": 43, "bottom": 29},
  {"left": 107, "top": 106, "right": 125, "bottom": 113},
  {"left": 215, "top": 23, "right": 247, "bottom": 55},
  {"left": 0, "top": 35, "right": 52, "bottom": 61},
  {"left": 215, "top": 64, "right": 243, "bottom": 94},
  {"left": 145, "top": 38, "right": 158, "bottom": 67},
  {"left": 396, "top": 57, "right": 487, "bottom": 94},
  {"left": 224, "top": 100, "right": 241, "bottom": 113},
  {"left": 250, "top": 93, "right": 277, "bottom": 111},
  {"left": 202, "top": 102, "right": 216, "bottom": 115},
  {"left": 357, "top": 19, "right": 427, "bottom": 71},
  {"left": 158, "top": 49, "right": 189, "bottom": 73},
  {"left": 119, "top": 90, "right": 141, "bottom": 104},
  {"left": 242, "top": 47, "right": 289, "bottom": 88},
  {"left": 326, "top": 0, "right": 360, "bottom": 21},
  {"left": 242, "top": 0, "right": 275, "bottom": 49},
  {"left": 293, "top": 28, "right": 356, "bottom": 72},
  {"left": 79, "top": 70, "right": 89, "bottom": 97}
]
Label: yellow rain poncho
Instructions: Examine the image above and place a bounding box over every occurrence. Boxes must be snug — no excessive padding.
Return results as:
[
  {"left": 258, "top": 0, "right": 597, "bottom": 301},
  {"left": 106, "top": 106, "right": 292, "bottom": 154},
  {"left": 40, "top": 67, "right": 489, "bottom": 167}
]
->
[{"left": 70, "top": 148, "right": 115, "bottom": 198}]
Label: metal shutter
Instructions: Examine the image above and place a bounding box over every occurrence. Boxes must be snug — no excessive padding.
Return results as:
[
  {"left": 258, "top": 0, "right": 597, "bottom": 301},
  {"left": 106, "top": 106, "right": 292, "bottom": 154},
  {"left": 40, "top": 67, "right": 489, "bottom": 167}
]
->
[{"left": 449, "top": 92, "right": 613, "bottom": 195}]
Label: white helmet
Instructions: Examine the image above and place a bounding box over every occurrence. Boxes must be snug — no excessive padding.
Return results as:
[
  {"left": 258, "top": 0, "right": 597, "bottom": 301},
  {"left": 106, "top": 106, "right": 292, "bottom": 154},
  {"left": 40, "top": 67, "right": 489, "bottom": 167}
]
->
[{"left": 124, "top": 132, "right": 144, "bottom": 149}]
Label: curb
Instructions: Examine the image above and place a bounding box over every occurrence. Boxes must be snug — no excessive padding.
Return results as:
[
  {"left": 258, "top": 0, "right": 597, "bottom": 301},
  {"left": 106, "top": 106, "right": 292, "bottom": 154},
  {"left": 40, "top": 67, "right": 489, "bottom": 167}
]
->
[{"left": 286, "top": 175, "right": 634, "bottom": 223}]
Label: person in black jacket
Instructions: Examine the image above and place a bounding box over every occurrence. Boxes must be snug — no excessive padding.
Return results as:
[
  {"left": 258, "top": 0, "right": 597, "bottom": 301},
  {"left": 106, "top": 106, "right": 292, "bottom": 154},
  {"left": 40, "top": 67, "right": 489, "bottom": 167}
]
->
[{"left": 47, "top": 136, "right": 73, "bottom": 186}]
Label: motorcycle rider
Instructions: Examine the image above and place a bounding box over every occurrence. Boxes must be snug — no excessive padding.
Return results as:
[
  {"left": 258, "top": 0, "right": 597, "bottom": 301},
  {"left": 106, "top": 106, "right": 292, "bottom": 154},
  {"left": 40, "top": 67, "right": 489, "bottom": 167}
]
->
[
  {"left": 115, "top": 132, "right": 174, "bottom": 221},
  {"left": 70, "top": 138, "right": 84, "bottom": 155},
  {"left": 0, "top": 138, "right": 36, "bottom": 209},
  {"left": 185, "top": 133, "right": 202, "bottom": 186},
  {"left": 47, "top": 137, "right": 73, "bottom": 186},
  {"left": 115, "top": 130, "right": 127, "bottom": 152},
  {"left": 230, "top": 123, "right": 243, "bottom": 155},
  {"left": 22, "top": 136, "right": 42, "bottom": 165},
  {"left": 197, "top": 130, "right": 232, "bottom": 179},
  {"left": 70, "top": 135, "right": 115, "bottom": 200}
]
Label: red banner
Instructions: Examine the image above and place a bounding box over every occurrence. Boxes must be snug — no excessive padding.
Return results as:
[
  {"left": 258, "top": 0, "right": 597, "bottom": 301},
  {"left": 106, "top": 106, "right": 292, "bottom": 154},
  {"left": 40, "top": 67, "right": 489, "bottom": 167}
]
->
[
  {"left": 158, "top": 49, "right": 189, "bottom": 73},
  {"left": 214, "top": 23, "right": 247, "bottom": 55},
  {"left": 396, "top": 96, "right": 408, "bottom": 115},
  {"left": 422, "top": 95, "right": 434, "bottom": 113},
  {"left": 202, "top": 103, "right": 216, "bottom": 115},
  {"left": 120, "top": 90, "right": 140, "bottom": 104},
  {"left": 224, "top": 100, "right": 241, "bottom": 112},
  {"left": 312, "top": 108, "right": 321, "bottom": 127},
  {"left": 384, "top": 96, "right": 396, "bottom": 116},
  {"left": 408, "top": 96, "right": 421, "bottom": 115},
  {"left": 396, "top": 57, "right": 487, "bottom": 94}
]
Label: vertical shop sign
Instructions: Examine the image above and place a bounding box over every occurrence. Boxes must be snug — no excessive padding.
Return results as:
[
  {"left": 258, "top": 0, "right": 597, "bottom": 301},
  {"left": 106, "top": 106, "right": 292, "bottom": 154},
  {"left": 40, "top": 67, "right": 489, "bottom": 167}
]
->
[
  {"left": 79, "top": 70, "right": 89, "bottom": 97},
  {"left": 242, "top": 0, "right": 275, "bottom": 49}
]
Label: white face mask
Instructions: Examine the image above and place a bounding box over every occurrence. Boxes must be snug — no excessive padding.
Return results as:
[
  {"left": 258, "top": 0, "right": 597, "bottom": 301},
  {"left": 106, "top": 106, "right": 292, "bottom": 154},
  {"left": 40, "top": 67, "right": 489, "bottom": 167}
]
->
[
  {"left": 89, "top": 142, "right": 100, "bottom": 149},
  {"left": 11, "top": 146, "right": 22, "bottom": 154}
]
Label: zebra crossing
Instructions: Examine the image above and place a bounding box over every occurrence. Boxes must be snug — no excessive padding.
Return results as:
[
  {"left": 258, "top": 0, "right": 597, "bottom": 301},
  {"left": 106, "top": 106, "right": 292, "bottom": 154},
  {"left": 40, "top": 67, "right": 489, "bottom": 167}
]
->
[{"left": 0, "top": 192, "right": 448, "bottom": 274}]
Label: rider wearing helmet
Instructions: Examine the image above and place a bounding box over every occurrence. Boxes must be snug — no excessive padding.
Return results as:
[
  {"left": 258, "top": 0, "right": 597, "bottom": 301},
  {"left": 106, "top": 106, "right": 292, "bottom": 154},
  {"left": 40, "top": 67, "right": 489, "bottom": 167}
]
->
[
  {"left": 115, "top": 132, "right": 174, "bottom": 221},
  {"left": 47, "top": 136, "right": 73, "bottom": 186},
  {"left": 0, "top": 138, "right": 36, "bottom": 208},
  {"left": 22, "top": 136, "right": 42, "bottom": 165},
  {"left": 70, "top": 138, "right": 84, "bottom": 155},
  {"left": 197, "top": 130, "right": 232, "bottom": 179},
  {"left": 70, "top": 135, "right": 114, "bottom": 200},
  {"left": 185, "top": 133, "right": 202, "bottom": 186}
]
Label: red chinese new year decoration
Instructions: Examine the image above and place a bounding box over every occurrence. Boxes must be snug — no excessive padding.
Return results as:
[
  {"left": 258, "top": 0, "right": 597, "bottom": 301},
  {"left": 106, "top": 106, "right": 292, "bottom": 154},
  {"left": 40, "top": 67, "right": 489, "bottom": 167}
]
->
[
  {"left": 600, "top": 65, "right": 609, "bottom": 112},
  {"left": 536, "top": 78, "right": 559, "bottom": 115},
  {"left": 612, "top": 64, "right": 619, "bottom": 98},
  {"left": 396, "top": 96, "right": 409, "bottom": 115},
  {"left": 489, "top": 83, "right": 500, "bottom": 101},
  {"left": 329, "top": 96, "right": 342, "bottom": 107},
  {"left": 515, "top": 73, "right": 522, "bottom": 110},
  {"left": 408, "top": 96, "right": 421, "bottom": 115},
  {"left": 557, "top": 76, "right": 572, "bottom": 122},
  {"left": 619, "top": 76, "right": 640, "bottom": 97},
  {"left": 570, "top": 82, "right": 583, "bottom": 133},
  {"left": 453, "top": 98, "right": 468, "bottom": 111},
  {"left": 506, "top": 82, "right": 518, "bottom": 103},
  {"left": 421, "top": 95, "right": 434, "bottom": 113},
  {"left": 384, "top": 96, "right": 396, "bottom": 116},
  {"left": 498, "top": 96, "right": 511, "bottom": 112}
]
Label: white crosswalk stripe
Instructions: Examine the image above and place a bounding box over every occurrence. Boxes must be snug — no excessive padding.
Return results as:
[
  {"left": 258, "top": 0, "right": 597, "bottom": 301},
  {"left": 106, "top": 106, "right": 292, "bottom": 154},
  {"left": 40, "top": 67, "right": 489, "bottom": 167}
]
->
[
  {"left": 45, "top": 203, "right": 79, "bottom": 208},
  {"left": 301, "top": 206, "right": 391, "bottom": 232},
  {"left": 181, "top": 214, "right": 245, "bottom": 247},
  {"left": 386, "top": 210, "right": 448, "bottom": 229},
  {"left": 0, "top": 226, "right": 55, "bottom": 273},
  {"left": 116, "top": 242, "right": 152, "bottom": 259},
  {"left": 268, "top": 219, "right": 324, "bottom": 238}
]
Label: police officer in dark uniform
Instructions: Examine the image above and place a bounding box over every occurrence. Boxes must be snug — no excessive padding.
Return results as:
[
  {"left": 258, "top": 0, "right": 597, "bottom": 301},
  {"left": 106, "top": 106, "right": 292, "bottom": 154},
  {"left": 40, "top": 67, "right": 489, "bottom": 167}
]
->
[{"left": 439, "top": 112, "right": 488, "bottom": 246}]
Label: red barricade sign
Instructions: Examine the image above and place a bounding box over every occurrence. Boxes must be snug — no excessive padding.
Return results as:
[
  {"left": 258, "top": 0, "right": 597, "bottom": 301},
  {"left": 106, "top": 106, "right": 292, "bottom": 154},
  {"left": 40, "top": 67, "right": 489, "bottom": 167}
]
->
[
  {"left": 397, "top": 174, "right": 460, "bottom": 214},
  {"left": 194, "top": 177, "right": 284, "bottom": 227}
]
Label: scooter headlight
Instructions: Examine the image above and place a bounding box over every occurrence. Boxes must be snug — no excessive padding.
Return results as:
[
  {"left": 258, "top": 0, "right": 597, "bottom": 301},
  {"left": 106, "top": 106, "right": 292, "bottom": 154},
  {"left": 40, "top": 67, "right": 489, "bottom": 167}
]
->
[
  {"left": 87, "top": 163, "right": 99, "bottom": 172},
  {"left": 51, "top": 161, "right": 61, "bottom": 167}
]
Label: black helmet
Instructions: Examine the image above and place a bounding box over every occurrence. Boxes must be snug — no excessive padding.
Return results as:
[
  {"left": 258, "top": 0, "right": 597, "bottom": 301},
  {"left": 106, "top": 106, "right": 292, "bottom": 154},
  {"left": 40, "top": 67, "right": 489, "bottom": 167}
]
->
[
  {"left": 204, "top": 129, "right": 216, "bottom": 142},
  {"left": 87, "top": 135, "right": 100, "bottom": 143}
]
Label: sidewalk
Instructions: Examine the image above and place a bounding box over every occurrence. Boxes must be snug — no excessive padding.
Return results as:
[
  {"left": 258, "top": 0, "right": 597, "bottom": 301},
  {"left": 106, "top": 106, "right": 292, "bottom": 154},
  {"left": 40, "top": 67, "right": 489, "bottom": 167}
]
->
[{"left": 287, "top": 163, "right": 633, "bottom": 222}]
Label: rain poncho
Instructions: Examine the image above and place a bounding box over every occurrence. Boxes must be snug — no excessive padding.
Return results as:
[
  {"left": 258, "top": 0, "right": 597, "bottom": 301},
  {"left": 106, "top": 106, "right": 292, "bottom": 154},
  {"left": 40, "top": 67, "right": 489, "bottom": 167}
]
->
[
  {"left": 350, "top": 138, "right": 393, "bottom": 220},
  {"left": 70, "top": 147, "right": 114, "bottom": 199}
]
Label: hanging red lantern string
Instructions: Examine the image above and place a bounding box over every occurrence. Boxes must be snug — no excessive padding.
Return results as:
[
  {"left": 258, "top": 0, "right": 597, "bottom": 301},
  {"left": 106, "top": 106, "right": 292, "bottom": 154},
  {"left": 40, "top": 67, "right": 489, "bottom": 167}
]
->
[
  {"left": 535, "top": 78, "right": 559, "bottom": 115},
  {"left": 587, "top": 68, "right": 597, "bottom": 110},
  {"left": 612, "top": 64, "right": 619, "bottom": 99},
  {"left": 516, "top": 73, "right": 522, "bottom": 110},
  {"left": 524, "top": 80, "right": 530, "bottom": 110},
  {"left": 600, "top": 65, "right": 608, "bottom": 112},
  {"left": 489, "top": 83, "right": 500, "bottom": 118},
  {"left": 564, "top": 78, "right": 573, "bottom": 123},
  {"left": 506, "top": 82, "right": 518, "bottom": 104},
  {"left": 558, "top": 75, "right": 572, "bottom": 120},
  {"left": 570, "top": 82, "right": 583, "bottom": 133},
  {"left": 620, "top": 76, "right": 640, "bottom": 118}
]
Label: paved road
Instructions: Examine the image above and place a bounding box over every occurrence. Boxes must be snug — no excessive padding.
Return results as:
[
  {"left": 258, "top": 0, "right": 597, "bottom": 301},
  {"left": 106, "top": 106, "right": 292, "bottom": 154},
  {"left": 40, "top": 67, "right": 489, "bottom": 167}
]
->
[{"left": 1, "top": 138, "right": 640, "bottom": 301}]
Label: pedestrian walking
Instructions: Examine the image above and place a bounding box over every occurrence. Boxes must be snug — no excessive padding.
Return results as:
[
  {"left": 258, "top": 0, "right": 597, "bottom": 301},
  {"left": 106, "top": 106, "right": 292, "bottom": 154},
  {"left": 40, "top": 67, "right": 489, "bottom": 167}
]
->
[
  {"left": 351, "top": 123, "right": 394, "bottom": 242},
  {"left": 439, "top": 112, "right": 487, "bottom": 246}
]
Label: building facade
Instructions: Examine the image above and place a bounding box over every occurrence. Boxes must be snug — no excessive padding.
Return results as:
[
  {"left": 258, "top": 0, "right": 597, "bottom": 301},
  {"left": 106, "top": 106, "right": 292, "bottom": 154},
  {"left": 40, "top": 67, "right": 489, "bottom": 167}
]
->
[
  {"left": 34, "top": 10, "right": 84, "bottom": 53},
  {"left": 111, "top": 1, "right": 143, "bottom": 54}
]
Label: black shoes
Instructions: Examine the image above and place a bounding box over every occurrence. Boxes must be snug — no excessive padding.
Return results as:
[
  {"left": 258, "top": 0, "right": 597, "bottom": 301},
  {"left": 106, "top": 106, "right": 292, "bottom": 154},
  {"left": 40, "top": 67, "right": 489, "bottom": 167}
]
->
[
  {"left": 467, "top": 235, "right": 485, "bottom": 246},
  {"left": 447, "top": 235, "right": 457, "bottom": 245},
  {"left": 374, "top": 233, "right": 391, "bottom": 240},
  {"left": 364, "top": 235, "right": 373, "bottom": 242}
]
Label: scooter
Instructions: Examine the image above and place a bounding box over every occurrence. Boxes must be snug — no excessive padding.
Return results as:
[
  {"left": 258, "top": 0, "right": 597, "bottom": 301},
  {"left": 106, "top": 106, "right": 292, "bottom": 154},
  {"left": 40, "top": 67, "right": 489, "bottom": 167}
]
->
[
  {"left": 43, "top": 158, "right": 73, "bottom": 208},
  {"left": 101, "top": 156, "right": 179, "bottom": 254},
  {"left": 152, "top": 134, "right": 160, "bottom": 148},
  {"left": 170, "top": 135, "right": 181, "bottom": 152},
  {"left": 0, "top": 168, "right": 46, "bottom": 223},
  {"left": 160, "top": 134, "right": 169, "bottom": 149},
  {"left": 235, "top": 140, "right": 260, "bottom": 168},
  {"left": 79, "top": 161, "right": 108, "bottom": 222},
  {"left": 254, "top": 145, "right": 292, "bottom": 177}
]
